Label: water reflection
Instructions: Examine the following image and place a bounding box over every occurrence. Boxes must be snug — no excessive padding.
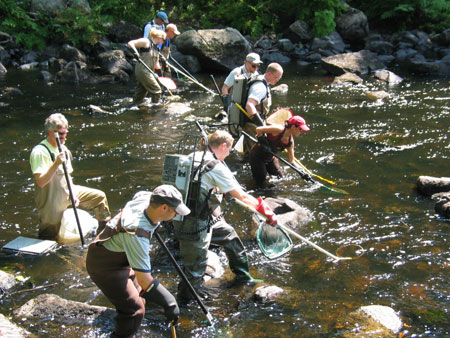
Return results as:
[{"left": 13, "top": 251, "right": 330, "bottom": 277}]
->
[{"left": 0, "top": 66, "right": 449, "bottom": 337}]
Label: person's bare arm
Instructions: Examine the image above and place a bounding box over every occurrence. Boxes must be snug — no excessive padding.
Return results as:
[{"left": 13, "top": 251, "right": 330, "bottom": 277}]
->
[{"left": 34, "top": 152, "right": 65, "bottom": 188}]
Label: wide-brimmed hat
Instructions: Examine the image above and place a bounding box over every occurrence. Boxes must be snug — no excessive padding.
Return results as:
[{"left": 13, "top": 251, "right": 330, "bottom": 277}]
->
[
  {"left": 246, "top": 52, "right": 262, "bottom": 64},
  {"left": 156, "top": 11, "right": 169, "bottom": 24},
  {"left": 152, "top": 184, "right": 190, "bottom": 216},
  {"left": 288, "top": 115, "right": 310, "bottom": 131}
]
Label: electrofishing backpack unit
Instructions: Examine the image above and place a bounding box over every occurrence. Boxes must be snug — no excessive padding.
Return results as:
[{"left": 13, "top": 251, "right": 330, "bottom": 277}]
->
[
  {"left": 161, "top": 132, "right": 218, "bottom": 222},
  {"left": 227, "top": 74, "right": 267, "bottom": 137}
]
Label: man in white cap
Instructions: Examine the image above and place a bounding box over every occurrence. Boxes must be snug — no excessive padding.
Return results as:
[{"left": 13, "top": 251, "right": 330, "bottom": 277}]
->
[
  {"left": 221, "top": 52, "right": 262, "bottom": 97},
  {"left": 86, "top": 185, "right": 190, "bottom": 338},
  {"left": 143, "top": 10, "right": 169, "bottom": 38}
]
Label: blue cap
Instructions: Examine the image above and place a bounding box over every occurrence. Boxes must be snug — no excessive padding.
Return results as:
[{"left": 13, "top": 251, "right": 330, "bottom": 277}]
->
[{"left": 156, "top": 11, "right": 169, "bottom": 24}]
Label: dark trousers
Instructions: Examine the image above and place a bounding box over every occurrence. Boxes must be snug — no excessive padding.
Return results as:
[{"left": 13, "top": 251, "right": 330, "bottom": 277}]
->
[
  {"left": 86, "top": 244, "right": 145, "bottom": 338},
  {"left": 249, "top": 150, "right": 284, "bottom": 186}
]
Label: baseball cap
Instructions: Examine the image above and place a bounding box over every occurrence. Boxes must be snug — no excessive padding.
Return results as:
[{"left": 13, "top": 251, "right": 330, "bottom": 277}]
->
[
  {"left": 166, "top": 23, "right": 180, "bottom": 36},
  {"left": 156, "top": 11, "right": 169, "bottom": 24},
  {"left": 246, "top": 52, "right": 262, "bottom": 64},
  {"left": 288, "top": 115, "right": 310, "bottom": 131},
  {"left": 151, "top": 184, "right": 190, "bottom": 216}
]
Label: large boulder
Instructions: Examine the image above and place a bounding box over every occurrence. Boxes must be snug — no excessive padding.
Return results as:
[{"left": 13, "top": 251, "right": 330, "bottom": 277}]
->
[
  {"left": 174, "top": 28, "right": 251, "bottom": 72},
  {"left": 14, "top": 294, "right": 114, "bottom": 326},
  {"left": 321, "top": 50, "right": 384, "bottom": 75},
  {"left": 60, "top": 44, "right": 87, "bottom": 63},
  {"left": 335, "top": 4, "right": 369, "bottom": 49},
  {"left": 287, "top": 20, "right": 311, "bottom": 43},
  {"left": 432, "top": 192, "right": 450, "bottom": 218},
  {"left": 263, "top": 197, "right": 313, "bottom": 232},
  {"left": 97, "top": 50, "right": 133, "bottom": 75},
  {"left": 417, "top": 176, "right": 450, "bottom": 196},
  {"left": 108, "top": 21, "right": 142, "bottom": 43}
]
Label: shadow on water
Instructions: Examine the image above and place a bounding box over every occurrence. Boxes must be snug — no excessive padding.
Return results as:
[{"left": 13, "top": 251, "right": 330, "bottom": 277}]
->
[{"left": 0, "top": 65, "right": 449, "bottom": 337}]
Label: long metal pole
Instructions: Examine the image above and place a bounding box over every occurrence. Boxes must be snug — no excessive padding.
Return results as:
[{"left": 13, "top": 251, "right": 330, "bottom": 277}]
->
[
  {"left": 153, "top": 229, "right": 215, "bottom": 327},
  {"left": 54, "top": 132, "right": 85, "bottom": 246}
]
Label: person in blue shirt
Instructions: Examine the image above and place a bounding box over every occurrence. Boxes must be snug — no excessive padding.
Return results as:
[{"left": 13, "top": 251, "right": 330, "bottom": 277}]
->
[{"left": 143, "top": 11, "right": 169, "bottom": 39}]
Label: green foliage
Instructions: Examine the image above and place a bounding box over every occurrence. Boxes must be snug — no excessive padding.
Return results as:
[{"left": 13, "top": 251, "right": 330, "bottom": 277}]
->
[
  {"left": 311, "top": 10, "right": 336, "bottom": 38},
  {"left": 348, "top": 0, "right": 450, "bottom": 33},
  {"left": 0, "top": 0, "right": 49, "bottom": 50}
]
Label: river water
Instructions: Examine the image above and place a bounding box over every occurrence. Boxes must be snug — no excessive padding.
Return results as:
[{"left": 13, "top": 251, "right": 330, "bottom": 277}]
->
[{"left": 0, "top": 64, "right": 449, "bottom": 337}]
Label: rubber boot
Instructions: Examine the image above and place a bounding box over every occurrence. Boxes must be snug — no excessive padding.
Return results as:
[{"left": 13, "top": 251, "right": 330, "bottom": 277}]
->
[
  {"left": 151, "top": 93, "right": 161, "bottom": 104},
  {"left": 229, "top": 255, "right": 263, "bottom": 286}
]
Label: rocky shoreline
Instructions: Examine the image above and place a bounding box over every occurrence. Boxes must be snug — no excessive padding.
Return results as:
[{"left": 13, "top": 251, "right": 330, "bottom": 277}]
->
[{"left": 1, "top": 4, "right": 450, "bottom": 93}]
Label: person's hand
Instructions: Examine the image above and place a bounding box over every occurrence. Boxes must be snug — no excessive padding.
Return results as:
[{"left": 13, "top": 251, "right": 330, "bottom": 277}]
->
[
  {"left": 55, "top": 151, "right": 66, "bottom": 165},
  {"left": 255, "top": 197, "right": 278, "bottom": 226}
]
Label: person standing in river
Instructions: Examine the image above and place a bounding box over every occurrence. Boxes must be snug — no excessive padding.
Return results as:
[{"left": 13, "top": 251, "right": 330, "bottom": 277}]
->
[
  {"left": 86, "top": 186, "right": 190, "bottom": 337},
  {"left": 220, "top": 52, "right": 263, "bottom": 110},
  {"left": 142, "top": 11, "right": 169, "bottom": 38},
  {"left": 242, "top": 62, "right": 284, "bottom": 157},
  {"left": 249, "top": 114, "right": 310, "bottom": 187},
  {"left": 173, "top": 129, "right": 278, "bottom": 303},
  {"left": 158, "top": 23, "right": 181, "bottom": 77},
  {"left": 128, "top": 29, "right": 166, "bottom": 106},
  {"left": 29, "top": 113, "right": 111, "bottom": 239}
]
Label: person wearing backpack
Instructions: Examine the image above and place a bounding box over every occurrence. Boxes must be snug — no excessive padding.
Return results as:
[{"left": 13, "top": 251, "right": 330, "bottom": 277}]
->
[
  {"left": 242, "top": 62, "right": 284, "bottom": 156},
  {"left": 172, "top": 129, "right": 278, "bottom": 303},
  {"left": 86, "top": 186, "right": 190, "bottom": 338},
  {"left": 29, "top": 113, "right": 111, "bottom": 239},
  {"left": 221, "top": 53, "right": 262, "bottom": 111},
  {"left": 143, "top": 11, "right": 169, "bottom": 38}
]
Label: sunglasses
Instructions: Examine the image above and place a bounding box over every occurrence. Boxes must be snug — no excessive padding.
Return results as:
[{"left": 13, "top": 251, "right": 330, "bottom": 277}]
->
[{"left": 248, "top": 63, "right": 259, "bottom": 70}]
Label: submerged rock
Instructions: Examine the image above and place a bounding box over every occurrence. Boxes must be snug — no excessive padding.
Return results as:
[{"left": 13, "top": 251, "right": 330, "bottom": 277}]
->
[
  {"left": 253, "top": 285, "right": 284, "bottom": 302},
  {"left": 335, "top": 305, "right": 402, "bottom": 337}
]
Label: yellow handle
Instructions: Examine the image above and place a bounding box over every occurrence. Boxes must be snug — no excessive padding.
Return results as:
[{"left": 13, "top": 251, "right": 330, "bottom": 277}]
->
[{"left": 286, "top": 149, "right": 336, "bottom": 185}]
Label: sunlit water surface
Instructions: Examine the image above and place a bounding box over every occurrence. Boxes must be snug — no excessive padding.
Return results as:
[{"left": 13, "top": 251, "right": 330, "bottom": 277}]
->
[{"left": 0, "top": 64, "right": 449, "bottom": 337}]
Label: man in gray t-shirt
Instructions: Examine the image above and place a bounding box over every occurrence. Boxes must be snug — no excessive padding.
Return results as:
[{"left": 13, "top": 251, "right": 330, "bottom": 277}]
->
[{"left": 86, "top": 185, "right": 190, "bottom": 338}]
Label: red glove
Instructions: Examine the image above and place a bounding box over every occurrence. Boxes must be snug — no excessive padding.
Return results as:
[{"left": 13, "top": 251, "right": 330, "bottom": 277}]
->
[{"left": 255, "top": 197, "right": 278, "bottom": 226}]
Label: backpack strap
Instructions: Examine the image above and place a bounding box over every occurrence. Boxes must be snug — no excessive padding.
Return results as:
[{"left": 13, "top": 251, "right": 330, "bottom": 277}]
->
[{"left": 39, "top": 143, "right": 55, "bottom": 162}]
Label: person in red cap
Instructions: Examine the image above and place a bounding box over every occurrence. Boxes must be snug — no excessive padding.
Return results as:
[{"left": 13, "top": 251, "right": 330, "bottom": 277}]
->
[{"left": 248, "top": 113, "right": 310, "bottom": 186}]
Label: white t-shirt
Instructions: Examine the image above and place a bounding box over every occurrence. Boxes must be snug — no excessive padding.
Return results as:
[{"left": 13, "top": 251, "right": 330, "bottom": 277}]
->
[
  {"left": 247, "top": 81, "right": 268, "bottom": 104},
  {"left": 224, "top": 65, "right": 258, "bottom": 88}
]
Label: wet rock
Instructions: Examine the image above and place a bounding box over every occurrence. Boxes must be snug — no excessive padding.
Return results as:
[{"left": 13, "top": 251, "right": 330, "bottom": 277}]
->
[
  {"left": 175, "top": 28, "right": 251, "bottom": 72},
  {"left": 263, "top": 197, "right": 313, "bottom": 232},
  {"left": 374, "top": 70, "right": 403, "bottom": 85},
  {"left": 0, "top": 62, "right": 6, "bottom": 73},
  {"left": 417, "top": 176, "right": 450, "bottom": 196},
  {"left": 14, "top": 294, "right": 114, "bottom": 326},
  {"left": 160, "top": 102, "right": 192, "bottom": 115},
  {"left": 0, "top": 270, "right": 17, "bottom": 291},
  {"left": 38, "top": 70, "right": 53, "bottom": 84},
  {"left": 262, "top": 51, "right": 291, "bottom": 64},
  {"left": 0, "top": 48, "right": 11, "bottom": 67},
  {"left": 97, "top": 50, "right": 133, "bottom": 75},
  {"left": 335, "top": 305, "right": 402, "bottom": 337},
  {"left": 88, "top": 104, "right": 113, "bottom": 115},
  {"left": 253, "top": 285, "right": 284, "bottom": 302},
  {"left": 321, "top": 50, "right": 384, "bottom": 76},
  {"left": 18, "top": 62, "right": 39, "bottom": 71},
  {"left": 271, "top": 84, "right": 288, "bottom": 95},
  {"left": 204, "top": 250, "right": 225, "bottom": 281},
  {"left": 287, "top": 20, "right": 311, "bottom": 43},
  {"left": 20, "top": 51, "right": 39, "bottom": 64},
  {"left": 366, "top": 90, "right": 390, "bottom": 101},
  {"left": 278, "top": 39, "right": 295, "bottom": 52},
  {"left": 60, "top": 44, "right": 87, "bottom": 63},
  {"left": 432, "top": 192, "right": 450, "bottom": 218},
  {"left": 0, "top": 313, "right": 29, "bottom": 337},
  {"left": 332, "top": 72, "right": 363, "bottom": 85},
  {"left": 335, "top": 4, "right": 369, "bottom": 48},
  {"left": 2, "top": 87, "right": 23, "bottom": 97}
]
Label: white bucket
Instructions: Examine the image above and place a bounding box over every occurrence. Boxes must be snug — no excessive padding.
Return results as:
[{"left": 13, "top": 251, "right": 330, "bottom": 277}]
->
[{"left": 58, "top": 208, "right": 98, "bottom": 244}]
